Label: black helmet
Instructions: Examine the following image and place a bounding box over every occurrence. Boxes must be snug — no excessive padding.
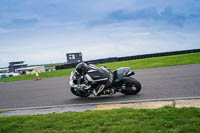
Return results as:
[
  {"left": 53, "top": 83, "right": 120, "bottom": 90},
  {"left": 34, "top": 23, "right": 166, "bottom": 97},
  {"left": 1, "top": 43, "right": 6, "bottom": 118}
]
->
[{"left": 75, "top": 62, "right": 88, "bottom": 75}]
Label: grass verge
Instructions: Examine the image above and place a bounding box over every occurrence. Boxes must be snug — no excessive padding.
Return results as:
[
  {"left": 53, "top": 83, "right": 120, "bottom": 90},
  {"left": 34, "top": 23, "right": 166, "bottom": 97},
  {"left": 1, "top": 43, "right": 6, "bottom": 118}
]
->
[
  {"left": 1, "top": 52, "right": 200, "bottom": 82},
  {"left": 0, "top": 107, "right": 200, "bottom": 133},
  {"left": 0, "top": 110, "right": 9, "bottom": 114},
  {"left": 97, "top": 52, "right": 200, "bottom": 70},
  {"left": 0, "top": 68, "right": 73, "bottom": 82}
]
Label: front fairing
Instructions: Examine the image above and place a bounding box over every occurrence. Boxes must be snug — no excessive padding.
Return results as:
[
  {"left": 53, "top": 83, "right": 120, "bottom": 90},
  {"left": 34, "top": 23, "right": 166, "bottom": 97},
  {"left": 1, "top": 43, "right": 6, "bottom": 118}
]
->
[
  {"left": 69, "top": 69, "right": 91, "bottom": 90},
  {"left": 69, "top": 69, "right": 77, "bottom": 87}
]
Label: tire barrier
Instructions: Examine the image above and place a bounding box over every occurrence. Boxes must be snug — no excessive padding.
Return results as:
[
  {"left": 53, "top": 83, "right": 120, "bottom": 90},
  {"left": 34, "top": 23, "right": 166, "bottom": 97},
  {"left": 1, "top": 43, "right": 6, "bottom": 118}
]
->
[{"left": 55, "top": 49, "right": 200, "bottom": 70}]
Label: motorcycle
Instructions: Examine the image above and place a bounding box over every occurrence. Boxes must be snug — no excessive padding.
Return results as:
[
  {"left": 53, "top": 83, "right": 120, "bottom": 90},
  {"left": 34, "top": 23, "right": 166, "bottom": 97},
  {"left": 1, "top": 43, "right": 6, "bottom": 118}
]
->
[{"left": 69, "top": 67, "right": 142, "bottom": 97}]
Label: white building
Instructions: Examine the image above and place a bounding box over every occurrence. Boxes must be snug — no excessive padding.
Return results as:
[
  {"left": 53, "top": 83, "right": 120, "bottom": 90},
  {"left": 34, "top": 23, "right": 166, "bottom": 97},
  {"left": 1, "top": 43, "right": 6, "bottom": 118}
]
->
[
  {"left": 16, "top": 66, "right": 45, "bottom": 74},
  {"left": 0, "top": 68, "right": 9, "bottom": 73}
]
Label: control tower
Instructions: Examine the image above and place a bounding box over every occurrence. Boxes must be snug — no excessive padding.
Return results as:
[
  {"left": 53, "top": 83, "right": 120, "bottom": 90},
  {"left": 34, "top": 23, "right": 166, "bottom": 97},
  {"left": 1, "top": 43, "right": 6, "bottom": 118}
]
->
[{"left": 66, "top": 52, "right": 82, "bottom": 64}]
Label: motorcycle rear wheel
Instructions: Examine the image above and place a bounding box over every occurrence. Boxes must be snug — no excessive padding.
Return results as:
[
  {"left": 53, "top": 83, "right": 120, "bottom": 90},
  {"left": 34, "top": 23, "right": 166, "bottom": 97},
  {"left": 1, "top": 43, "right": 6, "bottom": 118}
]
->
[{"left": 121, "top": 77, "right": 142, "bottom": 95}]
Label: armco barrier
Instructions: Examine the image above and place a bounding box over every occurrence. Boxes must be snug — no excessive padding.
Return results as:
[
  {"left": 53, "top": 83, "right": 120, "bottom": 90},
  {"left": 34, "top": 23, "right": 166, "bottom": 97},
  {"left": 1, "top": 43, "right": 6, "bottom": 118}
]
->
[{"left": 55, "top": 49, "right": 200, "bottom": 70}]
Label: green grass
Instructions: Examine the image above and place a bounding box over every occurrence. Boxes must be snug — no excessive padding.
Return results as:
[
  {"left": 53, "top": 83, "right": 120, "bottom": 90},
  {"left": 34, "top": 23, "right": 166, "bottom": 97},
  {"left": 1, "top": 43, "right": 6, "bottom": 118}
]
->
[
  {"left": 0, "top": 68, "right": 73, "bottom": 82},
  {"left": 0, "top": 110, "right": 9, "bottom": 114},
  {"left": 1, "top": 52, "right": 200, "bottom": 82},
  {"left": 97, "top": 52, "right": 200, "bottom": 70},
  {"left": 0, "top": 107, "right": 200, "bottom": 133}
]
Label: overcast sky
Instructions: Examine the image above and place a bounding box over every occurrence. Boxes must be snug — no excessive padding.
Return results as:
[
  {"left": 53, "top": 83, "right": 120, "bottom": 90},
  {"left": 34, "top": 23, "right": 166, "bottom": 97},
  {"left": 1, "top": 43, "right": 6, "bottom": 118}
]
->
[{"left": 0, "top": 0, "right": 200, "bottom": 67}]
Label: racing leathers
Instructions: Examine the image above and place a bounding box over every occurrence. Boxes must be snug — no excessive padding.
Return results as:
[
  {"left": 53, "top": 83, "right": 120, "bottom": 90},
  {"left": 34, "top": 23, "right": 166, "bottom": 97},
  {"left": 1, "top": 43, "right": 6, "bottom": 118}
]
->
[{"left": 81, "top": 64, "right": 113, "bottom": 96}]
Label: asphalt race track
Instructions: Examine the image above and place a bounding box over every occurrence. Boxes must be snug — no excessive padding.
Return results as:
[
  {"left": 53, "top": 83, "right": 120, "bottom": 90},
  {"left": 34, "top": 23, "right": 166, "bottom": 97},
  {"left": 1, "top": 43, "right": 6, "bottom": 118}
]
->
[{"left": 0, "top": 64, "right": 200, "bottom": 109}]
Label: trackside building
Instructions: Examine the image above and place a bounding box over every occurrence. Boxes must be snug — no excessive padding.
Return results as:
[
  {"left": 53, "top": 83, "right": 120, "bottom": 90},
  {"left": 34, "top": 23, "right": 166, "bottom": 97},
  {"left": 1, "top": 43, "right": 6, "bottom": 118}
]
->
[
  {"left": 8, "top": 61, "right": 27, "bottom": 72},
  {"left": 16, "top": 66, "right": 46, "bottom": 74}
]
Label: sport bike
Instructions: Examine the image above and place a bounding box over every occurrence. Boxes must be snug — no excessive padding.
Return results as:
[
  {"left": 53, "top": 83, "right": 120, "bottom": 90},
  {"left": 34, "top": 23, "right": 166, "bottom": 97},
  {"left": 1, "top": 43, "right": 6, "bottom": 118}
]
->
[{"left": 69, "top": 67, "right": 142, "bottom": 97}]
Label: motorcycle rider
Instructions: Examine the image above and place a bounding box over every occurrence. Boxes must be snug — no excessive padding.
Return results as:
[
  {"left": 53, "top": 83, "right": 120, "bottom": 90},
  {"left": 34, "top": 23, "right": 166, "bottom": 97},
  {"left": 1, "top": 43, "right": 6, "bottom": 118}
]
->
[{"left": 74, "top": 62, "right": 114, "bottom": 96}]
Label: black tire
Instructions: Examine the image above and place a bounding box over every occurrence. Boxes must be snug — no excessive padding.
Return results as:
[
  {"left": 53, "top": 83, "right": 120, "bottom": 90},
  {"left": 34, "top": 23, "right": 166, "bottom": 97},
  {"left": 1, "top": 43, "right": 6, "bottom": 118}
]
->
[
  {"left": 70, "top": 87, "right": 90, "bottom": 98},
  {"left": 121, "top": 77, "right": 142, "bottom": 95}
]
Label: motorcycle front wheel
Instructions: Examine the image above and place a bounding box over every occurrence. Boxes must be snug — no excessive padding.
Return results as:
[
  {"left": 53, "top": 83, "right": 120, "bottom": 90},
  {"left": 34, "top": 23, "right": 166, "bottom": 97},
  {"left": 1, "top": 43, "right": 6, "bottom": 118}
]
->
[
  {"left": 120, "top": 77, "right": 142, "bottom": 95},
  {"left": 70, "top": 87, "right": 90, "bottom": 97}
]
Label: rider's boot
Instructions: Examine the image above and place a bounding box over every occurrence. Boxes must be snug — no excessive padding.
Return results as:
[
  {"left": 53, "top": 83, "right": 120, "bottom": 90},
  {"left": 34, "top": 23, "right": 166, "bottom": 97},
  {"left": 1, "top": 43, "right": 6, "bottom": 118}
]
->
[{"left": 103, "top": 88, "right": 115, "bottom": 95}]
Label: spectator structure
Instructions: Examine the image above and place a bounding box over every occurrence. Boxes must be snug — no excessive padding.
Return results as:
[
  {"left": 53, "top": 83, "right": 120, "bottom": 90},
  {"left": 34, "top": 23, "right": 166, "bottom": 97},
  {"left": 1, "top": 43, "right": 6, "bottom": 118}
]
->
[
  {"left": 8, "top": 61, "right": 27, "bottom": 72},
  {"left": 66, "top": 52, "right": 82, "bottom": 64}
]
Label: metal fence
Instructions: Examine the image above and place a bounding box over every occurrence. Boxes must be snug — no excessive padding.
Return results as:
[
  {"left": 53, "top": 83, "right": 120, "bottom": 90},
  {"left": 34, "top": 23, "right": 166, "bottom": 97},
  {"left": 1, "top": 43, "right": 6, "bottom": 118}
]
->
[{"left": 55, "top": 49, "right": 200, "bottom": 70}]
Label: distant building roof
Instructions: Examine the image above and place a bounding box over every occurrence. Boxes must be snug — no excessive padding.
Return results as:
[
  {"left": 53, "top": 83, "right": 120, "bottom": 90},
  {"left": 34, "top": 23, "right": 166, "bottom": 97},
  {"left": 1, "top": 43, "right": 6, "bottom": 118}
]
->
[
  {"left": 11, "top": 64, "right": 27, "bottom": 67},
  {"left": 9, "top": 61, "right": 24, "bottom": 64},
  {"left": 16, "top": 66, "right": 44, "bottom": 71},
  {"left": 0, "top": 68, "right": 8, "bottom": 71},
  {"left": 66, "top": 52, "right": 82, "bottom": 55}
]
